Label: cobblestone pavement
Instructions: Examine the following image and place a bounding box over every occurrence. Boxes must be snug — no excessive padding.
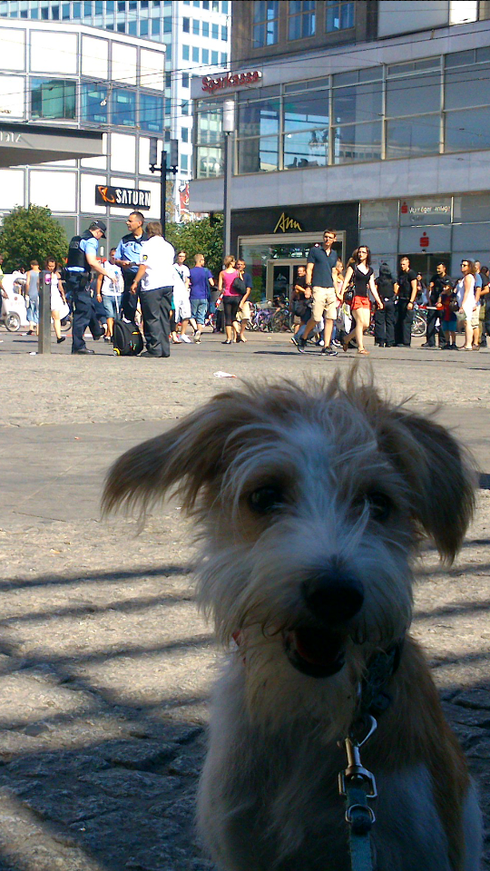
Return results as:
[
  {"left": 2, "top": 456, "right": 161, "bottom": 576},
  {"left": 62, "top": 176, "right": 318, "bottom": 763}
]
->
[{"left": 0, "top": 325, "right": 488, "bottom": 869}]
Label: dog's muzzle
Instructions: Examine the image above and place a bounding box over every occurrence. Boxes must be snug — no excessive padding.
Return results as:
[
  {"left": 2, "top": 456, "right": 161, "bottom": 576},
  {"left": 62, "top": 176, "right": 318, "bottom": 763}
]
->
[{"left": 283, "top": 562, "right": 365, "bottom": 679}]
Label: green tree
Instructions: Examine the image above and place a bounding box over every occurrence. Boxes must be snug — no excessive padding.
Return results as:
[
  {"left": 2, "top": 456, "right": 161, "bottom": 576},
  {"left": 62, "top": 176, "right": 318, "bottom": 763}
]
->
[
  {"left": 0, "top": 205, "right": 68, "bottom": 272},
  {"left": 165, "top": 214, "right": 224, "bottom": 278}
]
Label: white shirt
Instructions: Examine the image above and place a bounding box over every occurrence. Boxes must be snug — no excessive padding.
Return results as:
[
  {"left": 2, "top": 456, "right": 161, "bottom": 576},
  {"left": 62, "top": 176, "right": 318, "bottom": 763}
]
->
[
  {"left": 140, "top": 236, "right": 175, "bottom": 292},
  {"left": 174, "top": 262, "right": 190, "bottom": 286},
  {"left": 101, "top": 262, "right": 124, "bottom": 296}
]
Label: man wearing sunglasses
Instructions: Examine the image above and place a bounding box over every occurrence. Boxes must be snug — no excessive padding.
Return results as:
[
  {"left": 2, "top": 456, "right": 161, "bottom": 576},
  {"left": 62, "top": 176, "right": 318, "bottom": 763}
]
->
[{"left": 294, "top": 229, "right": 339, "bottom": 356}]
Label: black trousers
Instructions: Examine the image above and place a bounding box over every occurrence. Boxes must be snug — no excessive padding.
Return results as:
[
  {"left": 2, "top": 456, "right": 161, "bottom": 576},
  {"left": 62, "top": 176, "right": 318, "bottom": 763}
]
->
[
  {"left": 395, "top": 299, "right": 414, "bottom": 346},
  {"left": 139, "top": 286, "right": 172, "bottom": 357},
  {"left": 374, "top": 299, "right": 395, "bottom": 346},
  {"left": 223, "top": 296, "right": 240, "bottom": 327},
  {"left": 67, "top": 273, "right": 103, "bottom": 352},
  {"left": 425, "top": 307, "right": 442, "bottom": 346},
  {"left": 121, "top": 270, "right": 139, "bottom": 321}
]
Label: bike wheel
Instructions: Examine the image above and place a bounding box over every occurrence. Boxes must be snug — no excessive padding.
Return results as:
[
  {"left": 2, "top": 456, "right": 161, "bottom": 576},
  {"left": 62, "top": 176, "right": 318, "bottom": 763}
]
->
[
  {"left": 256, "top": 312, "right": 272, "bottom": 332},
  {"left": 411, "top": 314, "right": 426, "bottom": 337},
  {"left": 271, "top": 310, "right": 292, "bottom": 332}
]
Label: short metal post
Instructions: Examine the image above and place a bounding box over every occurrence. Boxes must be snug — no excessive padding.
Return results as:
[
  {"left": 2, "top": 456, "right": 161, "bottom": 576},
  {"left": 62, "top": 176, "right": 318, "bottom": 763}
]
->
[{"left": 38, "top": 270, "right": 51, "bottom": 355}]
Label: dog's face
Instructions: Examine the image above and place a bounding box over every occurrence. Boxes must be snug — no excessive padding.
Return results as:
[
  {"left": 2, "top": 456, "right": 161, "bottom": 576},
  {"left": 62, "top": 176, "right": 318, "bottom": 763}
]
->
[{"left": 103, "top": 375, "right": 474, "bottom": 731}]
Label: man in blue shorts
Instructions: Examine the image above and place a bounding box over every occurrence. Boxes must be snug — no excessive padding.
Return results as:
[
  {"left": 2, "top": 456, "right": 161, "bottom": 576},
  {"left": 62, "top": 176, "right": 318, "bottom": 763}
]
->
[
  {"left": 65, "top": 220, "right": 113, "bottom": 355},
  {"left": 189, "top": 253, "right": 214, "bottom": 343},
  {"left": 294, "top": 228, "right": 339, "bottom": 356}
]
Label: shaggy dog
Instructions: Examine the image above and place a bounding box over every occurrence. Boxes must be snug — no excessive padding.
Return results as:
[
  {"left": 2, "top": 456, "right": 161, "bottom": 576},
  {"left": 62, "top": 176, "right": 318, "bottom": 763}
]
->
[{"left": 103, "top": 375, "right": 482, "bottom": 871}]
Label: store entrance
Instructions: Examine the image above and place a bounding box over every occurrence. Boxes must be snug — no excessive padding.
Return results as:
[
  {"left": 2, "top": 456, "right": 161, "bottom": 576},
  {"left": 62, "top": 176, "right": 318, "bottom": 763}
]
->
[
  {"left": 265, "top": 241, "right": 344, "bottom": 302},
  {"left": 404, "top": 252, "right": 452, "bottom": 283},
  {"left": 266, "top": 259, "right": 307, "bottom": 302}
]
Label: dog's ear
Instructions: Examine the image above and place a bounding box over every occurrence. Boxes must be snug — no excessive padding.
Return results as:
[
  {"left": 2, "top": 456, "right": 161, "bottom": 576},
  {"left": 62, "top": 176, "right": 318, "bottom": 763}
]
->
[
  {"left": 102, "top": 389, "right": 247, "bottom": 517},
  {"left": 378, "top": 407, "right": 475, "bottom": 562}
]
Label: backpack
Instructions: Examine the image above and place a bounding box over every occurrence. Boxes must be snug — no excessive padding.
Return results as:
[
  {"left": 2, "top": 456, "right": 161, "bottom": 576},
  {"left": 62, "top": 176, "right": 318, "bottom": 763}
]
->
[{"left": 112, "top": 319, "right": 144, "bottom": 356}]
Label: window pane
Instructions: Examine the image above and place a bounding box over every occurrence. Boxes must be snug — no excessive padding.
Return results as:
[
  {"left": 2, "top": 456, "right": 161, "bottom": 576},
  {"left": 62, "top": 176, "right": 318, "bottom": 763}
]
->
[
  {"left": 386, "top": 72, "right": 440, "bottom": 117},
  {"left": 332, "top": 122, "right": 381, "bottom": 163},
  {"left": 112, "top": 89, "right": 136, "bottom": 126},
  {"left": 284, "top": 91, "right": 328, "bottom": 132},
  {"left": 332, "top": 81, "right": 382, "bottom": 125},
  {"left": 197, "top": 145, "right": 223, "bottom": 178},
  {"left": 284, "top": 129, "right": 327, "bottom": 168},
  {"left": 197, "top": 102, "right": 223, "bottom": 145},
  {"left": 31, "top": 78, "right": 76, "bottom": 119},
  {"left": 238, "top": 136, "right": 279, "bottom": 173},
  {"left": 386, "top": 114, "right": 440, "bottom": 158},
  {"left": 81, "top": 82, "right": 107, "bottom": 123},
  {"left": 238, "top": 97, "right": 280, "bottom": 137},
  {"left": 327, "top": 1, "right": 354, "bottom": 32},
  {"left": 445, "top": 62, "right": 490, "bottom": 110},
  {"left": 445, "top": 106, "right": 490, "bottom": 152},
  {"left": 140, "top": 92, "right": 164, "bottom": 132}
]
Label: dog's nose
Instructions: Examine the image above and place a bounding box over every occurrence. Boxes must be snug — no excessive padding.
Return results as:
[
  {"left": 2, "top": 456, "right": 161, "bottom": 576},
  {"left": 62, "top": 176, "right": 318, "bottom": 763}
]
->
[{"left": 302, "top": 561, "right": 364, "bottom": 625}]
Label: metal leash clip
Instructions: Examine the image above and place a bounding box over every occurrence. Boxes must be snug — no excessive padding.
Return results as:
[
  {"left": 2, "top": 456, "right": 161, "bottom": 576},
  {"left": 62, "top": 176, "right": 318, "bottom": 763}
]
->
[{"left": 338, "top": 714, "right": 378, "bottom": 806}]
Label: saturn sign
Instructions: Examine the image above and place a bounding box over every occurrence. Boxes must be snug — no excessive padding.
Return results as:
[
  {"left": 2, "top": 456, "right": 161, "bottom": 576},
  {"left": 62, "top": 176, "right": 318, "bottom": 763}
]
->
[{"left": 95, "top": 184, "right": 151, "bottom": 210}]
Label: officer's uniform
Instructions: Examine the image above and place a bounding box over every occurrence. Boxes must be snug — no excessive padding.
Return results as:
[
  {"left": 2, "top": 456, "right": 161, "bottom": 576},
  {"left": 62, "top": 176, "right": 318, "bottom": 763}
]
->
[
  {"left": 66, "top": 227, "right": 105, "bottom": 353},
  {"left": 115, "top": 230, "right": 148, "bottom": 320}
]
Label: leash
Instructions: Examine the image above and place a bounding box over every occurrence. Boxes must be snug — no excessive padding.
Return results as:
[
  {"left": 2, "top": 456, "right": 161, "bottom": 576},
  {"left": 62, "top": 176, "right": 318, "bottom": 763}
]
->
[
  {"left": 337, "top": 642, "right": 403, "bottom": 871},
  {"left": 338, "top": 714, "right": 377, "bottom": 871}
]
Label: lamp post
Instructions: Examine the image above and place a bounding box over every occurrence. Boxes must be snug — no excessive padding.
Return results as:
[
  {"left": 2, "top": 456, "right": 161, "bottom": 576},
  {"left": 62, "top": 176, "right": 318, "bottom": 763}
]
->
[
  {"left": 150, "top": 137, "right": 179, "bottom": 237},
  {"left": 222, "top": 99, "right": 235, "bottom": 257}
]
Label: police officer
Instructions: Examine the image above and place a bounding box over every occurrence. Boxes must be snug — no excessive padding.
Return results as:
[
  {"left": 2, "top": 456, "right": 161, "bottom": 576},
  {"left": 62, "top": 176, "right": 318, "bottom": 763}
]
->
[
  {"left": 66, "top": 220, "right": 112, "bottom": 355},
  {"left": 114, "top": 211, "right": 148, "bottom": 321}
]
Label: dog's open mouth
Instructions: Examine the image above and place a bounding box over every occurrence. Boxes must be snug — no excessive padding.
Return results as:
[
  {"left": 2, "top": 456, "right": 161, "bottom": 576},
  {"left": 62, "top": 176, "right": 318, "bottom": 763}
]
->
[{"left": 283, "top": 627, "right": 346, "bottom": 678}]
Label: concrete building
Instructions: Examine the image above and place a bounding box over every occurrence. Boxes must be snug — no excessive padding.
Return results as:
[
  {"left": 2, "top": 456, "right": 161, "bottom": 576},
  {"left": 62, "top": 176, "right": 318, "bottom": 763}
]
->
[
  {"left": 0, "top": 0, "right": 231, "bottom": 221},
  {"left": 0, "top": 16, "right": 166, "bottom": 252},
  {"left": 190, "top": 0, "right": 490, "bottom": 296}
]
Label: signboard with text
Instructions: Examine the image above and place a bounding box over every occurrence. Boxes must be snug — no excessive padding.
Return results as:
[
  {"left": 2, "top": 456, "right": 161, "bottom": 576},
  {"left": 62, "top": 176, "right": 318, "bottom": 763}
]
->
[{"left": 95, "top": 184, "right": 151, "bottom": 210}]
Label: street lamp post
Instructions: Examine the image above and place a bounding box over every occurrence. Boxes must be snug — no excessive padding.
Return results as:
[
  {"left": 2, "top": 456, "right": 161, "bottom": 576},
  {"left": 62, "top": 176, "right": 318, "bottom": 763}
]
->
[
  {"left": 222, "top": 99, "right": 235, "bottom": 257},
  {"left": 150, "top": 138, "right": 179, "bottom": 237}
]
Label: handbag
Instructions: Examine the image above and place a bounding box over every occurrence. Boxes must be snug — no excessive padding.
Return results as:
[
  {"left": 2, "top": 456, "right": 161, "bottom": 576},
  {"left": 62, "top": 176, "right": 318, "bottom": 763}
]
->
[
  {"left": 449, "top": 294, "right": 459, "bottom": 313},
  {"left": 231, "top": 276, "right": 246, "bottom": 296}
]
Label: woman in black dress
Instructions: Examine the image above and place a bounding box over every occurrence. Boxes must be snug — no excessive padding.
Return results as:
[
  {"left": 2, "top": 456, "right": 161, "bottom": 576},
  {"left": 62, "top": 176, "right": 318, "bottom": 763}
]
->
[{"left": 340, "top": 246, "right": 383, "bottom": 355}]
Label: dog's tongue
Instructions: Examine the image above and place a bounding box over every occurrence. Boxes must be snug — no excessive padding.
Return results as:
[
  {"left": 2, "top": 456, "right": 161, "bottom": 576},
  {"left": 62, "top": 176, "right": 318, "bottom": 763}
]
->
[{"left": 293, "top": 628, "right": 343, "bottom": 667}]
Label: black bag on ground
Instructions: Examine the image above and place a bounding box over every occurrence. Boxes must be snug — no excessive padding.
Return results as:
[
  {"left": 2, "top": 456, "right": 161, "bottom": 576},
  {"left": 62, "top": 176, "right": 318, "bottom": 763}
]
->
[{"left": 112, "top": 319, "right": 144, "bottom": 356}]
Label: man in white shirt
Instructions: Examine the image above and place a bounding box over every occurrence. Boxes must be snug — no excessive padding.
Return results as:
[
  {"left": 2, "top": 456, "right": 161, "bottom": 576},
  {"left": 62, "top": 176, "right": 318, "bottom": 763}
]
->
[
  {"left": 96, "top": 248, "right": 124, "bottom": 341},
  {"left": 131, "top": 222, "right": 175, "bottom": 357}
]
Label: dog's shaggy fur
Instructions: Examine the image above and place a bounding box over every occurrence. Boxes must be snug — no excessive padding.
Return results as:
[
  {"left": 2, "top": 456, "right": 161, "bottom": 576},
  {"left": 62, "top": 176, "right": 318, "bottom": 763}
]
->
[{"left": 103, "top": 374, "right": 482, "bottom": 871}]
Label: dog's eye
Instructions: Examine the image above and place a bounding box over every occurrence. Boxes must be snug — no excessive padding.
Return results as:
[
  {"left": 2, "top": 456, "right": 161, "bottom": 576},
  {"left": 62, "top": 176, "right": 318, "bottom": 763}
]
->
[
  {"left": 366, "top": 492, "right": 392, "bottom": 522},
  {"left": 248, "top": 486, "right": 283, "bottom": 515}
]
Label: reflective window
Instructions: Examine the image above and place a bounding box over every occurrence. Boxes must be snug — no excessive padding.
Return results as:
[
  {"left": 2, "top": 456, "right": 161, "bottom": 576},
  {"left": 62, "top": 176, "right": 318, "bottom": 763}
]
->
[
  {"left": 386, "top": 71, "right": 440, "bottom": 117},
  {"left": 332, "top": 122, "right": 382, "bottom": 163},
  {"left": 284, "top": 129, "right": 327, "bottom": 169},
  {"left": 197, "top": 145, "right": 223, "bottom": 177},
  {"left": 445, "top": 60, "right": 490, "bottom": 110},
  {"left": 445, "top": 106, "right": 490, "bottom": 152},
  {"left": 140, "top": 92, "right": 164, "bottom": 132},
  {"left": 183, "top": 16, "right": 189, "bottom": 31},
  {"left": 238, "top": 137, "right": 279, "bottom": 173},
  {"left": 288, "top": 0, "right": 315, "bottom": 41},
  {"left": 183, "top": 44, "right": 189, "bottom": 60},
  {"left": 212, "top": 22, "right": 218, "bottom": 39},
  {"left": 112, "top": 88, "right": 136, "bottom": 126},
  {"left": 81, "top": 82, "right": 107, "bottom": 124},
  {"left": 326, "top": 0, "right": 354, "bottom": 32},
  {"left": 202, "top": 21, "right": 209, "bottom": 37},
  {"left": 31, "top": 78, "right": 76, "bottom": 120},
  {"left": 238, "top": 95, "right": 280, "bottom": 138},
  {"left": 332, "top": 81, "right": 382, "bottom": 125},
  {"left": 253, "top": 0, "right": 279, "bottom": 48},
  {"left": 386, "top": 114, "right": 440, "bottom": 158},
  {"left": 284, "top": 90, "right": 328, "bottom": 133}
]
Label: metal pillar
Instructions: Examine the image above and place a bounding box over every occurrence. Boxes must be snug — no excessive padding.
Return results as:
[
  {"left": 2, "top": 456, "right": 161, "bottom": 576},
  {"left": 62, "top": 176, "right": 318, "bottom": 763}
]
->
[{"left": 38, "top": 270, "right": 51, "bottom": 355}]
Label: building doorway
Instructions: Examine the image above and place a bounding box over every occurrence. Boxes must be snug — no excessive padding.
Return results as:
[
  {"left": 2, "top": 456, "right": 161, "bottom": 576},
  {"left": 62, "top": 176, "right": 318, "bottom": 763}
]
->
[{"left": 399, "top": 252, "right": 452, "bottom": 284}]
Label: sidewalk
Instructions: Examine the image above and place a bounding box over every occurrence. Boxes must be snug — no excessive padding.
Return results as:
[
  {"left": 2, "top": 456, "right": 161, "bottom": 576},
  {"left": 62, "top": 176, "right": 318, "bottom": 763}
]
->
[{"left": 0, "top": 326, "right": 488, "bottom": 870}]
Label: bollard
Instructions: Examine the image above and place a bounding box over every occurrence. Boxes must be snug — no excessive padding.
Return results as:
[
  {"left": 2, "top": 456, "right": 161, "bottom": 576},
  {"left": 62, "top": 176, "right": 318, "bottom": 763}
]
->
[{"left": 38, "top": 269, "right": 51, "bottom": 355}]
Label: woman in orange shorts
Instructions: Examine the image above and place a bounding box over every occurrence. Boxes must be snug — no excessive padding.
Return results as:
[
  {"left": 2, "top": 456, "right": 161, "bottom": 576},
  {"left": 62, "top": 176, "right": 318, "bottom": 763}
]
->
[{"left": 341, "top": 246, "right": 383, "bottom": 355}]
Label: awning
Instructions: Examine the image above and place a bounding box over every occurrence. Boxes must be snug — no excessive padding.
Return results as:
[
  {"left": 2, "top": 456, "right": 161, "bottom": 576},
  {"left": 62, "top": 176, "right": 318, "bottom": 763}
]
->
[{"left": 0, "top": 122, "right": 104, "bottom": 168}]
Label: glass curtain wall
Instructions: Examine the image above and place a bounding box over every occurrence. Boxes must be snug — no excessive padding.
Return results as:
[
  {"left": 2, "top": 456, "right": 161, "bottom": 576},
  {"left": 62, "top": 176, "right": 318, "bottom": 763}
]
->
[{"left": 195, "top": 51, "right": 490, "bottom": 177}]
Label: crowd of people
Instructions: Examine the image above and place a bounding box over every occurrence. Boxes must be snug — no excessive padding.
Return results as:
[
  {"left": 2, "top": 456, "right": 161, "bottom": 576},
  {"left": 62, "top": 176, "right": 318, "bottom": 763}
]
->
[
  {"left": 2, "top": 216, "right": 489, "bottom": 358},
  {"left": 291, "top": 229, "right": 490, "bottom": 356}
]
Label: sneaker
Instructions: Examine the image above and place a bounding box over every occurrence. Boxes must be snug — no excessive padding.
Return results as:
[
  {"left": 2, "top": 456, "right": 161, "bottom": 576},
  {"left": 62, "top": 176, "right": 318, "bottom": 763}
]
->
[
  {"left": 295, "top": 338, "right": 306, "bottom": 354},
  {"left": 421, "top": 343, "right": 435, "bottom": 349},
  {"left": 332, "top": 339, "right": 342, "bottom": 348},
  {"left": 290, "top": 336, "right": 299, "bottom": 346},
  {"left": 56, "top": 336, "right": 66, "bottom": 344},
  {"left": 180, "top": 334, "right": 192, "bottom": 343},
  {"left": 321, "top": 346, "right": 338, "bottom": 357},
  {"left": 194, "top": 331, "right": 202, "bottom": 344}
]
